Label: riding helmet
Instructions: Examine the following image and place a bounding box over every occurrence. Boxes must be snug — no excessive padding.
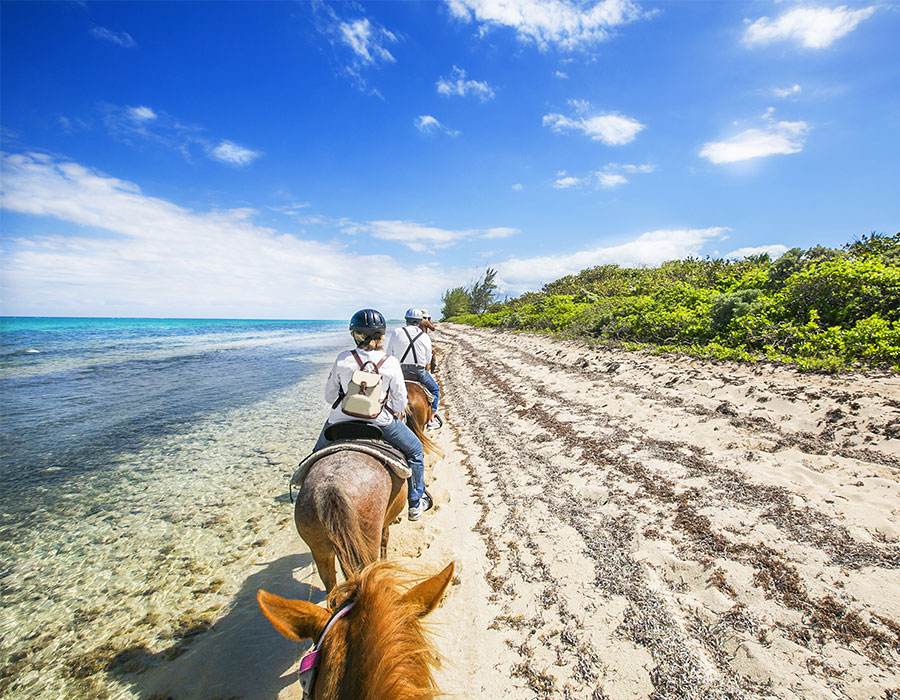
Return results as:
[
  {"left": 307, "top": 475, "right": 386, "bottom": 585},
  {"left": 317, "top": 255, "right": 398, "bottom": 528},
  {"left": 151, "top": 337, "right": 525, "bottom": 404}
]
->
[
  {"left": 349, "top": 309, "right": 387, "bottom": 334},
  {"left": 404, "top": 307, "right": 424, "bottom": 322}
]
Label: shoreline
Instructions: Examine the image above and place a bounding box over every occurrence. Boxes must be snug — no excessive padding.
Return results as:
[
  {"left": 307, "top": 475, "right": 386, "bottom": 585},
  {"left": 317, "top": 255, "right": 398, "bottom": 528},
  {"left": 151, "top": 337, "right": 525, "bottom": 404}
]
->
[{"left": 61, "top": 322, "right": 899, "bottom": 699}]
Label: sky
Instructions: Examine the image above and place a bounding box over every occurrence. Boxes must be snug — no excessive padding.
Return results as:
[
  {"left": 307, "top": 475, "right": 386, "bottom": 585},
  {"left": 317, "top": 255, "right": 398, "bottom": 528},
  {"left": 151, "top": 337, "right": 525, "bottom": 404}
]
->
[{"left": 1, "top": 0, "right": 898, "bottom": 320}]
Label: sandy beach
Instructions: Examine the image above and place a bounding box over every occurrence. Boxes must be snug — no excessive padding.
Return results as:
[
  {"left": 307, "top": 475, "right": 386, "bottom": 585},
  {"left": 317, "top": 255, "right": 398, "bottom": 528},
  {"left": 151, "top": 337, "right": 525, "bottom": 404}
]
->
[{"left": 129, "top": 322, "right": 900, "bottom": 700}]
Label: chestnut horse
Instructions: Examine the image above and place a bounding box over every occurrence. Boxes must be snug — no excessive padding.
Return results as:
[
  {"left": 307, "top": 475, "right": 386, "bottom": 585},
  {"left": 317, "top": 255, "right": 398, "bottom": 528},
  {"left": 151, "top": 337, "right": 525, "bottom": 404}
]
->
[
  {"left": 294, "top": 382, "right": 442, "bottom": 591},
  {"left": 258, "top": 560, "right": 454, "bottom": 700}
]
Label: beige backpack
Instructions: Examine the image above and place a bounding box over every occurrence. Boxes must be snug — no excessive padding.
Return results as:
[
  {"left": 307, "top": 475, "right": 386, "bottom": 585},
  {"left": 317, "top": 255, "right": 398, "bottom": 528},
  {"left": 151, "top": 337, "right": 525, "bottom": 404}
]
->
[{"left": 340, "top": 350, "right": 390, "bottom": 419}]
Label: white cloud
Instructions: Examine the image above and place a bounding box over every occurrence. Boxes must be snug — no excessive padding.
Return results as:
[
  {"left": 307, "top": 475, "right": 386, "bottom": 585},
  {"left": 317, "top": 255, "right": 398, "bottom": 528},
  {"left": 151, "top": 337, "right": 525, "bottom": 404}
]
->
[
  {"left": 339, "top": 18, "right": 397, "bottom": 64},
  {"left": 543, "top": 104, "right": 645, "bottom": 145},
  {"left": 619, "top": 163, "right": 655, "bottom": 174},
  {"left": 700, "top": 116, "right": 809, "bottom": 164},
  {"left": 554, "top": 175, "right": 583, "bottom": 188},
  {"left": 484, "top": 227, "right": 520, "bottom": 239},
  {"left": 512, "top": 183, "right": 524, "bottom": 191},
  {"left": 415, "top": 115, "right": 461, "bottom": 137},
  {"left": 100, "top": 104, "right": 261, "bottom": 167},
  {"left": 127, "top": 106, "right": 157, "bottom": 122},
  {"left": 554, "top": 70, "right": 569, "bottom": 79},
  {"left": 772, "top": 84, "right": 802, "bottom": 98},
  {"left": 725, "top": 244, "right": 789, "bottom": 259},
  {"left": 89, "top": 26, "right": 136, "bottom": 48},
  {"left": 356, "top": 219, "right": 517, "bottom": 251},
  {"left": 446, "top": 0, "right": 648, "bottom": 51},
  {"left": 596, "top": 172, "right": 627, "bottom": 188},
  {"left": 496, "top": 227, "right": 729, "bottom": 294},
  {"left": 208, "top": 140, "right": 262, "bottom": 166},
  {"left": 0, "top": 152, "right": 456, "bottom": 318},
  {"left": 743, "top": 5, "right": 876, "bottom": 49},
  {"left": 436, "top": 66, "right": 495, "bottom": 101},
  {"left": 552, "top": 162, "right": 653, "bottom": 190},
  {"left": 313, "top": 5, "right": 400, "bottom": 95}
]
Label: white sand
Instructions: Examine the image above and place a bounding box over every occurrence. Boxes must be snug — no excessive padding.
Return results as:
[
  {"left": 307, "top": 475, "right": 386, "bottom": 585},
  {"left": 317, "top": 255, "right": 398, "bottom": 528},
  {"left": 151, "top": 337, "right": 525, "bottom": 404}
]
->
[{"left": 133, "top": 324, "right": 900, "bottom": 699}]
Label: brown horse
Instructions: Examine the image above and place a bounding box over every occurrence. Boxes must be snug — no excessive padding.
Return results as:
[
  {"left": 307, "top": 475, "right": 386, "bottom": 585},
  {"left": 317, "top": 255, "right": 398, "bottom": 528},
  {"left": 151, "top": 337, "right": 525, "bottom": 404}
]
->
[
  {"left": 258, "top": 560, "right": 453, "bottom": 700},
  {"left": 294, "top": 382, "right": 442, "bottom": 592}
]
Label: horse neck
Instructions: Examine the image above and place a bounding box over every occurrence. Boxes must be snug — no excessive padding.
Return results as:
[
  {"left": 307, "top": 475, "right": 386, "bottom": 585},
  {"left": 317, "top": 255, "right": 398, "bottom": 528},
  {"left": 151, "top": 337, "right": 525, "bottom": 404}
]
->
[{"left": 321, "top": 566, "right": 439, "bottom": 700}]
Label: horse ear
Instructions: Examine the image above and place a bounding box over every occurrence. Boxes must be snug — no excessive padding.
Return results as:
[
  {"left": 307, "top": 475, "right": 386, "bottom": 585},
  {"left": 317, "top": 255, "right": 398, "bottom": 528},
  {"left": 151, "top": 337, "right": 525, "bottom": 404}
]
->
[
  {"left": 257, "top": 589, "right": 331, "bottom": 641},
  {"left": 401, "top": 562, "right": 455, "bottom": 617}
]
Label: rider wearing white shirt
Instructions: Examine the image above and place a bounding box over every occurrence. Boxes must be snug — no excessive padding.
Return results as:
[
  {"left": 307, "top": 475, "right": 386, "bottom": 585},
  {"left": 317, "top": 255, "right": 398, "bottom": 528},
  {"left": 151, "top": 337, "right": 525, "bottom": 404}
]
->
[
  {"left": 323, "top": 348, "right": 406, "bottom": 428},
  {"left": 313, "top": 308, "right": 432, "bottom": 521},
  {"left": 387, "top": 308, "right": 441, "bottom": 429}
]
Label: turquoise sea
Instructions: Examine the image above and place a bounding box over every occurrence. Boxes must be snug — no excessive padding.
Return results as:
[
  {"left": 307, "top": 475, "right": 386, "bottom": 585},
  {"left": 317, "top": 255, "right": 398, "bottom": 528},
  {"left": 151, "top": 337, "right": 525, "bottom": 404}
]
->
[{"left": 0, "top": 317, "right": 351, "bottom": 698}]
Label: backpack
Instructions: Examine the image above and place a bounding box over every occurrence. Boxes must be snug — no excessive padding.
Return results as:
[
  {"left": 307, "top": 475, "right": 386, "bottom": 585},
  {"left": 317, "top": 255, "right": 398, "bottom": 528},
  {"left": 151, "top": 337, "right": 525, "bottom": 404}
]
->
[{"left": 339, "top": 350, "right": 390, "bottom": 419}]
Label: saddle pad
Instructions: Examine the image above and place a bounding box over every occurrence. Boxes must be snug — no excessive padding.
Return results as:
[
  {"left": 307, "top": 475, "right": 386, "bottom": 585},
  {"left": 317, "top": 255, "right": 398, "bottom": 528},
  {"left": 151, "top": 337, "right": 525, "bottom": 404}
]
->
[
  {"left": 291, "top": 441, "right": 412, "bottom": 488},
  {"left": 404, "top": 379, "right": 434, "bottom": 404}
]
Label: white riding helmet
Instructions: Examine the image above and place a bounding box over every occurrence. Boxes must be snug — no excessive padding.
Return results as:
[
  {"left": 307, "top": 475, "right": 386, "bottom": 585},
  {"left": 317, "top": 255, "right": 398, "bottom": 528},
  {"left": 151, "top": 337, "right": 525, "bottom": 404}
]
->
[
  {"left": 404, "top": 307, "right": 424, "bottom": 322},
  {"left": 421, "top": 309, "right": 431, "bottom": 319}
]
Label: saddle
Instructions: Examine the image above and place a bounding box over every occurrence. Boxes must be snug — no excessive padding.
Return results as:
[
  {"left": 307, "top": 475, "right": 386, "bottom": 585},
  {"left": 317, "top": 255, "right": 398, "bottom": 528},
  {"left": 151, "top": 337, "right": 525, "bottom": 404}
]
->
[
  {"left": 291, "top": 421, "right": 412, "bottom": 489},
  {"left": 402, "top": 374, "right": 435, "bottom": 404}
]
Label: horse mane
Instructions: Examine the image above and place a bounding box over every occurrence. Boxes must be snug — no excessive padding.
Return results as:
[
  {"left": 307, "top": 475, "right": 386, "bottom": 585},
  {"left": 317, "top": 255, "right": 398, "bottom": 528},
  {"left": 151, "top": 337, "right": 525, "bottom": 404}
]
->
[{"left": 319, "top": 562, "right": 442, "bottom": 700}]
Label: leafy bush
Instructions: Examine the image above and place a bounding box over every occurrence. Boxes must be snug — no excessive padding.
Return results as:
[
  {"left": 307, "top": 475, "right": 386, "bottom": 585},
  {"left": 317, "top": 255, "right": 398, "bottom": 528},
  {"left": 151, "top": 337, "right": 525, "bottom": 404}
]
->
[{"left": 441, "top": 233, "right": 900, "bottom": 370}]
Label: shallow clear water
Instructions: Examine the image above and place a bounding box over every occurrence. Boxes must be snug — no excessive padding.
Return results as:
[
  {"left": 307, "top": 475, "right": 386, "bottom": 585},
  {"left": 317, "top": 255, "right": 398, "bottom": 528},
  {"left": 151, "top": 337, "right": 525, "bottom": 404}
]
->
[{"left": 0, "top": 318, "right": 350, "bottom": 698}]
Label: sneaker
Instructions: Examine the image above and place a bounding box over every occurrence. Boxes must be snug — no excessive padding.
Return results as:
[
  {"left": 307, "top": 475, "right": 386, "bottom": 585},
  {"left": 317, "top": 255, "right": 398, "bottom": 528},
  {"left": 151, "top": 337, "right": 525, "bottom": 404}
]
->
[
  {"left": 408, "top": 490, "right": 433, "bottom": 521},
  {"left": 426, "top": 414, "right": 443, "bottom": 430}
]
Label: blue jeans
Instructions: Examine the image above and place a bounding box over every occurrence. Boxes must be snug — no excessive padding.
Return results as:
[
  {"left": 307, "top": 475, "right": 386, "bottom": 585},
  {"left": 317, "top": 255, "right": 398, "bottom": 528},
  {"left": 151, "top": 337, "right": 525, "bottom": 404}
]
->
[
  {"left": 405, "top": 365, "right": 439, "bottom": 413},
  {"left": 313, "top": 418, "right": 426, "bottom": 506}
]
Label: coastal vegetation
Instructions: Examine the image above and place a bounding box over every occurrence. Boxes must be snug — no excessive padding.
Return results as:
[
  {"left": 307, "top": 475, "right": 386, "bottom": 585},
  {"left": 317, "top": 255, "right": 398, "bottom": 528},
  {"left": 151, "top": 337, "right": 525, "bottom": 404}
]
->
[{"left": 441, "top": 232, "right": 900, "bottom": 371}]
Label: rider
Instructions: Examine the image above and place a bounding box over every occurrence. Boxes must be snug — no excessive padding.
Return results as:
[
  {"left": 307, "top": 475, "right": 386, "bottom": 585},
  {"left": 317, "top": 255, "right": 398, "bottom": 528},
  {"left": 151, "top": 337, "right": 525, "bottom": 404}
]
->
[
  {"left": 387, "top": 308, "right": 440, "bottom": 430},
  {"left": 313, "top": 308, "right": 432, "bottom": 521},
  {"left": 420, "top": 309, "right": 436, "bottom": 333}
]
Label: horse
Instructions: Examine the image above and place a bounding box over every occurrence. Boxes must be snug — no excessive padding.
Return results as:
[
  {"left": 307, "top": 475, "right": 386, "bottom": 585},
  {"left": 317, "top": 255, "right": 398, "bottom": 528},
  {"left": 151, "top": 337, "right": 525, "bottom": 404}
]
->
[
  {"left": 258, "top": 560, "right": 454, "bottom": 700},
  {"left": 294, "top": 382, "right": 442, "bottom": 592}
]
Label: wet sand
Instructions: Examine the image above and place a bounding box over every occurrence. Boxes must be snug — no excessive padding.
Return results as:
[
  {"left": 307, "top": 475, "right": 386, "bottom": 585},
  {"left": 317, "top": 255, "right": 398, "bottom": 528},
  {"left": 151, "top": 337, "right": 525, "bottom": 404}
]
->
[{"left": 126, "top": 323, "right": 900, "bottom": 699}]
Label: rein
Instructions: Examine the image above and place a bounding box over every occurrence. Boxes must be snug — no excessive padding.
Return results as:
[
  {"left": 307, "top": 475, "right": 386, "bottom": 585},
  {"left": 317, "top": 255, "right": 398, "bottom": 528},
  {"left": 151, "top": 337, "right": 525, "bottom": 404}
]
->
[{"left": 298, "top": 598, "right": 356, "bottom": 699}]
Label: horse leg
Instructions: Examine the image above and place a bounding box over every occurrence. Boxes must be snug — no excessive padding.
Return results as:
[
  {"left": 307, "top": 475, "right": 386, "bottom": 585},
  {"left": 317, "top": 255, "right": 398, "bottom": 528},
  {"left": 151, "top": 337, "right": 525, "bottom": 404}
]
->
[
  {"left": 310, "top": 546, "right": 338, "bottom": 592},
  {"left": 380, "top": 525, "right": 389, "bottom": 559}
]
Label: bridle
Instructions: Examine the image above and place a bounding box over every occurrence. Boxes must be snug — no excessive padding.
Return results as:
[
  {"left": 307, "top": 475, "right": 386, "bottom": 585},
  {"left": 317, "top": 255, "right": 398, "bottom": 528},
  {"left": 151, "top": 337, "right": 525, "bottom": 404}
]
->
[{"left": 297, "top": 598, "right": 355, "bottom": 699}]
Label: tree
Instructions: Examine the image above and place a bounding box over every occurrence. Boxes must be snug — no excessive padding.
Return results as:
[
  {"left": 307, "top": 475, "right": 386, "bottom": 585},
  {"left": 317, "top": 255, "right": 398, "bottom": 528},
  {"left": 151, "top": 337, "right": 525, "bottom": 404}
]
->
[
  {"left": 468, "top": 267, "right": 498, "bottom": 314},
  {"left": 440, "top": 287, "right": 471, "bottom": 320}
]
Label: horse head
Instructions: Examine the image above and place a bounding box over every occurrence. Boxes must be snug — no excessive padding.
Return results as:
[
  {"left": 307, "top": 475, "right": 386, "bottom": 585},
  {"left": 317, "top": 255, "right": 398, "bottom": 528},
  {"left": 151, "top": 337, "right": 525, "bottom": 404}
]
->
[{"left": 258, "top": 561, "right": 455, "bottom": 700}]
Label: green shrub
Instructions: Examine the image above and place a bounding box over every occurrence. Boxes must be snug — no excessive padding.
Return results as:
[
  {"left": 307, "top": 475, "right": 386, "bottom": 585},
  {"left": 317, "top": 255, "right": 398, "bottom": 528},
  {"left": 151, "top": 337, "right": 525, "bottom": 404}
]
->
[
  {"left": 442, "top": 233, "right": 900, "bottom": 370},
  {"left": 776, "top": 258, "right": 900, "bottom": 326}
]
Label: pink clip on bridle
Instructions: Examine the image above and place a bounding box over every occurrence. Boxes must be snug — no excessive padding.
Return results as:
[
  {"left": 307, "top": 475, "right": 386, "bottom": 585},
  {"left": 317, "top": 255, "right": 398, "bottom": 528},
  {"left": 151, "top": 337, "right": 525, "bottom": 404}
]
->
[{"left": 297, "top": 599, "right": 355, "bottom": 699}]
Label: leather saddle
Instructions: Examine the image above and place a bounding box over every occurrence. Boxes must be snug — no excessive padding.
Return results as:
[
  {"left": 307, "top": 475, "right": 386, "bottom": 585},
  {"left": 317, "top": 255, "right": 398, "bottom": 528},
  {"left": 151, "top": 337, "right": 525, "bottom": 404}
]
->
[{"left": 291, "top": 421, "right": 411, "bottom": 488}]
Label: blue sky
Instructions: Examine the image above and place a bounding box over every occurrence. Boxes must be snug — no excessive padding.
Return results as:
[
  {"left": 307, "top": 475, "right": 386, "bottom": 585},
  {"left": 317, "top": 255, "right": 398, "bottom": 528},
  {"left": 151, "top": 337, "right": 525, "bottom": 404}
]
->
[{"left": 1, "top": 0, "right": 898, "bottom": 319}]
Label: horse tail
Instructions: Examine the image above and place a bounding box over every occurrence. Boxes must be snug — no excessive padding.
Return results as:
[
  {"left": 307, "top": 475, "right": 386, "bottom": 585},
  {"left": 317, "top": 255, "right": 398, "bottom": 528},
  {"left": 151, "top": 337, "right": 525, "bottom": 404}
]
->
[
  {"left": 404, "top": 381, "right": 444, "bottom": 458},
  {"left": 406, "top": 406, "right": 443, "bottom": 459},
  {"left": 315, "top": 482, "right": 374, "bottom": 574}
]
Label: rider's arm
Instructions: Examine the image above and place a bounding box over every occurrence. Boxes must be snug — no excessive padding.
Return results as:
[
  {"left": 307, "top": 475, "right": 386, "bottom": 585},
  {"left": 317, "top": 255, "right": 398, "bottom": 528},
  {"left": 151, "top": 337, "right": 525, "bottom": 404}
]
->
[
  {"left": 385, "top": 329, "right": 399, "bottom": 359},
  {"left": 383, "top": 359, "right": 408, "bottom": 416},
  {"left": 324, "top": 356, "right": 342, "bottom": 405}
]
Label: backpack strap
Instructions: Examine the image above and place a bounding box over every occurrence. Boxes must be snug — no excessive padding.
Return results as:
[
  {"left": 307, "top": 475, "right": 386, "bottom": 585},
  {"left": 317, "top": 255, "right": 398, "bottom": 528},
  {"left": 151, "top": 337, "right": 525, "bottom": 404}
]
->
[
  {"left": 348, "top": 350, "right": 391, "bottom": 409},
  {"left": 399, "top": 327, "right": 425, "bottom": 365},
  {"left": 352, "top": 349, "right": 388, "bottom": 373}
]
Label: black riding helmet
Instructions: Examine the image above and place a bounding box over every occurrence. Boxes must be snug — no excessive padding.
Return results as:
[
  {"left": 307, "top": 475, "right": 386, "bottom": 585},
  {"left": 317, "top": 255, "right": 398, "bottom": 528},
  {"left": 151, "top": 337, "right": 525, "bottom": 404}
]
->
[{"left": 349, "top": 308, "right": 387, "bottom": 335}]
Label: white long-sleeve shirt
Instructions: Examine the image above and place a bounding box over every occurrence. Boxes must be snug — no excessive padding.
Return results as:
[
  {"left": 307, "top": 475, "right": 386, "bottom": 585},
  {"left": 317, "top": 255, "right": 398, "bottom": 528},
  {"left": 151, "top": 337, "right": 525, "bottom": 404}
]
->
[
  {"left": 324, "top": 348, "right": 407, "bottom": 427},
  {"left": 386, "top": 324, "right": 432, "bottom": 368}
]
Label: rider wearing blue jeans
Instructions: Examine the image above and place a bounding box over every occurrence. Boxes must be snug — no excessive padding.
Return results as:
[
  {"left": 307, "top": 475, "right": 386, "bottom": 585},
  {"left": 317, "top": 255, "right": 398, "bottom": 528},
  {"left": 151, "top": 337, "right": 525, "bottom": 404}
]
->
[
  {"left": 313, "top": 308, "right": 432, "bottom": 521},
  {"left": 386, "top": 308, "right": 440, "bottom": 429}
]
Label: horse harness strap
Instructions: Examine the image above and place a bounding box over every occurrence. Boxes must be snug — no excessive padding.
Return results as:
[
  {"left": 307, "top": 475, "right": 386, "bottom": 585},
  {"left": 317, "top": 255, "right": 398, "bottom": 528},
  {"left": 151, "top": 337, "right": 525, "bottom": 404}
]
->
[
  {"left": 298, "top": 598, "right": 356, "bottom": 699},
  {"left": 399, "top": 327, "right": 425, "bottom": 365}
]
